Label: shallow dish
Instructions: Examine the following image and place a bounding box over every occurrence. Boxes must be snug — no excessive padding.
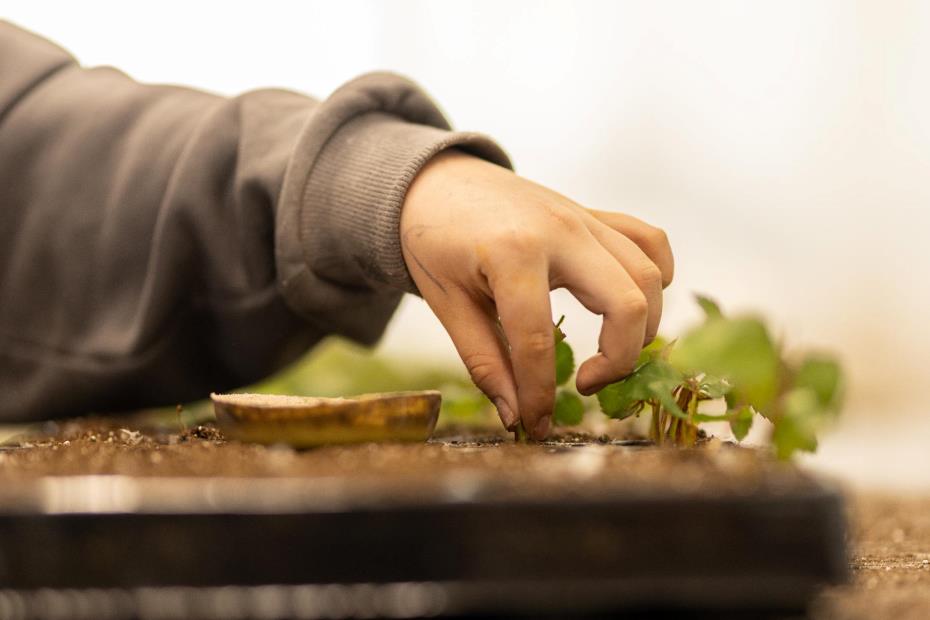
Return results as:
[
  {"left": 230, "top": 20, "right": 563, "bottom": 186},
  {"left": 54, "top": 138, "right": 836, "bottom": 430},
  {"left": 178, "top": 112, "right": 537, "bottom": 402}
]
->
[{"left": 211, "top": 391, "right": 441, "bottom": 447}]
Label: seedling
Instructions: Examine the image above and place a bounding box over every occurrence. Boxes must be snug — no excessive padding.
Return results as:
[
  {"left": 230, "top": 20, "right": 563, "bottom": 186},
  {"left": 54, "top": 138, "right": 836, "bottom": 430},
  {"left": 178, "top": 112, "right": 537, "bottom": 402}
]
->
[
  {"left": 553, "top": 315, "right": 585, "bottom": 426},
  {"left": 554, "top": 295, "right": 844, "bottom": 459}
]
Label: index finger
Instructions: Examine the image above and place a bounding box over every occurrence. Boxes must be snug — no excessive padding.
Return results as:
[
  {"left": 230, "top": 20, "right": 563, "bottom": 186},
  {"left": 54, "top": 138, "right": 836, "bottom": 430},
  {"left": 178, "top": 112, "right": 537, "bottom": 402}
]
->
[{"left": 488, "top": 257, "right": 555, "bottom": 441}]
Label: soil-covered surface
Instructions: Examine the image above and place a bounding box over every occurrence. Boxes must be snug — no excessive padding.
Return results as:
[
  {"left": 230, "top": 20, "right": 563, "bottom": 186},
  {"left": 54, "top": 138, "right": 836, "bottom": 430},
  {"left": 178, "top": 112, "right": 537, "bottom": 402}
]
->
[
  {"left": 0, "top": 422, "right": 812, "bottom": 499},
  {"left": 0, "top": 420, "right": 927, "bottom": 618}
]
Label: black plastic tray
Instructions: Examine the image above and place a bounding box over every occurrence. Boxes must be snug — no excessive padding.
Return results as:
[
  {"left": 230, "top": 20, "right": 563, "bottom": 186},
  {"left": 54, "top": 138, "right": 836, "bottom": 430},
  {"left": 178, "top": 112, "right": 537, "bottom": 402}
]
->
[{"left": 0, "top": 470, "right": 847, "bottom": 618}]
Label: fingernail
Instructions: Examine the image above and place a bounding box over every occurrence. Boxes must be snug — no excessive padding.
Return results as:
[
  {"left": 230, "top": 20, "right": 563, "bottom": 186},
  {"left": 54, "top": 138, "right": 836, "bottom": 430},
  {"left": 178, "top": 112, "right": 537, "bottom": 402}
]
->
[
  {"left": 494, "top": 398, "right": 518, "bottom": 429},
  {"left": 533, "top": 416, "right": 551, "bottom": 440},
  {"left": 577, "top": 381, "right": 608, "bottom": 396}
]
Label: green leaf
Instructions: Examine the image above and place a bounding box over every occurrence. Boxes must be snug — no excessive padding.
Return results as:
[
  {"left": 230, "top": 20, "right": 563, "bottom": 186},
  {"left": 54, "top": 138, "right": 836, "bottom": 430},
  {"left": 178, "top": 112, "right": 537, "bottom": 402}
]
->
[
  {"left": 728, "top": 406, "right": 754, "bottom": 441},
  {"left": 772, "top": 388, "right": 823, "bottom": 460},
  {"left": 699, "top": 374, "right": 731, "bottom": 399},
  {"left": 724, "top": 390, "right": 739, "bottom": 415},
  {"left": 695, "top": 294, "right": 724, "bottom": 320},
  {"left": 794, "top": 355, "right": 843, "bottom": 413},
  {"left": 654, "top": 388, "right": 688, "bottom": 420},
  {"left": 637, "top": 335, "right": 670, "bottom": 366},
  {"left": 555, "top": 340, "right": 575, "bottom": 386},
  {"left": 670, "top": 315, "right": 779, "bottom": 413},
  {"left": 552, "top": 317, "right": 574, "bottom": 386},
  {"left": 597, "top": 359, "right": 683, "bottom": 420},
  {"left": 596, "top": 381, "right": 642, "bottom": 420},
  {"left": 553, "top": 390, "right": 585, "bottom": 426},
  {"left": 693, "top": 412, "right": 729, "bottom": 422},
  {"left": 553, "top": 316, "right": 566, "bottom": 343}
]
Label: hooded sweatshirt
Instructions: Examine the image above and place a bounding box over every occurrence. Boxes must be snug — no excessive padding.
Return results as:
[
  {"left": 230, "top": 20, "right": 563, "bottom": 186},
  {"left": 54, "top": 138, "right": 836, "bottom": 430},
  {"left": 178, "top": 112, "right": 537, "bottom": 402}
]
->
[{"left": 0, "top": 20, "right": 510, "bottom": 421}]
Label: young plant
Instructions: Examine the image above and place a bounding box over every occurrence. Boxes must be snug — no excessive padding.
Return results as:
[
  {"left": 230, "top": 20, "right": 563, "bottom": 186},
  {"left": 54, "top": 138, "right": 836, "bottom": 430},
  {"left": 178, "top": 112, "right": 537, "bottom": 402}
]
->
[
  {"left": 553, "top": 315, "right": 585, "bottom": 426},
  {"left": 594, "top": 295, "right": 844, "bottom": 459}
]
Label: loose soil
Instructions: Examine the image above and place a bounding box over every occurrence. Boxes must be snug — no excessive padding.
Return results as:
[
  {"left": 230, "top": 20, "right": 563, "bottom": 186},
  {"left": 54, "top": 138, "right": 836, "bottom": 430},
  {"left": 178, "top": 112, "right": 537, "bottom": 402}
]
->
[
  {"left": 0, "top": 422, "right": 810, "bottom": 498},
  {"left": 0, "top": 420, "right": 927, "bottom": 618}
]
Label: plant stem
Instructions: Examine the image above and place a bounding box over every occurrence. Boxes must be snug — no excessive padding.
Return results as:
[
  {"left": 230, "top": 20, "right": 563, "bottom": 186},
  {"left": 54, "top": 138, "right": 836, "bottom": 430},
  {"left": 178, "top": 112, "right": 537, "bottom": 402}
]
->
[
  {"left": 670, "top": 387, "right": 697, "bottom": 446},
  {"left": 687, "top": 390, "right": 699, "bottom": 445},
  {"left": 650, "top": 401, "right": 662, "bottom": 446},
  {"left": 176, "top": 404, "right": 186, "bottom": 432}
]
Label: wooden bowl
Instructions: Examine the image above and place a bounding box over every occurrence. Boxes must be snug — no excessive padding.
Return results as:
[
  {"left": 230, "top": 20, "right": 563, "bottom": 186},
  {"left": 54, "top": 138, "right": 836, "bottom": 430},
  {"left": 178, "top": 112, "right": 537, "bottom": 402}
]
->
[{"left": 211, "top": 391, "right": 442, "bottom": 448}]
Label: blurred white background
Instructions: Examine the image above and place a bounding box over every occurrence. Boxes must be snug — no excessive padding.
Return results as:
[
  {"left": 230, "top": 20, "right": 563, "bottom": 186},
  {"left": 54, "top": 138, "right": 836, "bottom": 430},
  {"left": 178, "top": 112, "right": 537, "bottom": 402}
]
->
[{"left": 5, "top": 1, "right": 928, "bottom": 488}]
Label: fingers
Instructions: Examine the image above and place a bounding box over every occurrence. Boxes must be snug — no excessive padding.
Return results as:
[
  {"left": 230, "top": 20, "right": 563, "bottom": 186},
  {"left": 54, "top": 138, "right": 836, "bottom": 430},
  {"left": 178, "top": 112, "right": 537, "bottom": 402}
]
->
[
  {"left": 429, "top": 292, "right": 520, "bottom": 430},
  {"left": 550, "top": 234, "right": 649, "bottom": 396},
  {"left": 575, "top": 212, "right": 663, "bottom": 344},
  {"left": 488, "top": 254, "right": 556, "bottom": 440},
  {"left": 584, "top": 209, "right": 674, "bottom": 288}
]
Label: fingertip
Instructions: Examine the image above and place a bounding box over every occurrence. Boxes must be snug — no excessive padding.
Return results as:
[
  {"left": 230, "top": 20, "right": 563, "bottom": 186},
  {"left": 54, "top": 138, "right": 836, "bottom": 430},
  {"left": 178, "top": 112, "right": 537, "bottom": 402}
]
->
[
  {"left": 576, "top": 380, "right": 609, "bottom": 397},
  {"left": 532, "top": 415, "right": 551, "bottom": 440},
  {"left": 493, "top": 397, "right": 519, "bottom": 430},
  {"left": 575, "top": 355, "right": 609, "bottom": 395}
]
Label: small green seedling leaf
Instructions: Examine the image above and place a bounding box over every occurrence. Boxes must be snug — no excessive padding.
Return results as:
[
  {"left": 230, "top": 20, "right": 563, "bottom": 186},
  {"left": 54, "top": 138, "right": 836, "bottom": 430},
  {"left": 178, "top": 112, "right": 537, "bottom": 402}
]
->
[
  {"left": 553, "top": 389, "right": 585, "bottom": 426},
  {"left": 574, "top": 294, "right": 844, "bottom": 458},
  {"left": 728, "top": 406, "right": 754, "bottom": 441},
  {"left": 597, "top": 359, "right": 683, "bottom": 420},
  {"left": 597, "top": 390, "right": 645, "bottom": 420},
  {"left": 695, "top": 294, "right": 724, "bottom": 320},
  {"left": 555, "top": 340, "right": 574, "bottom": 386},
  {"left": 772, "top": 387, "right": 823, "bottom": 460},
  {"left": 698, "top": 374, "right": 731, "bottom": 399},
  {"left": 794, "top": 354, "right": 844, "bottom": 413},
  {"left": 670, "top": 316, "right": 779, "bottom": 413},
  {"left": 637, "top": 335, "right": 671, "bottom": 366},
  {"left": 553, "top": 317, "right": 575, "bottom": 386}
]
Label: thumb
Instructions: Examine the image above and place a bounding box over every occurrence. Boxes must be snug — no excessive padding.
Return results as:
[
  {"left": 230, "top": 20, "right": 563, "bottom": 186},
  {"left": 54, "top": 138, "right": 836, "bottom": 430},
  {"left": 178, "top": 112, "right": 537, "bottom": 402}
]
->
[{"left": 435, "top": 296, "right": 520, "bottom": 430}]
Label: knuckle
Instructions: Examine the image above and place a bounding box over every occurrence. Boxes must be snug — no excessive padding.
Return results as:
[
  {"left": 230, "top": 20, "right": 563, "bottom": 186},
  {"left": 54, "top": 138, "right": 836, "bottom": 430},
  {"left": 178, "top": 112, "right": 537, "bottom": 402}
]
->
[
  {"left": 462, "top": 352, "right": 499, "bottom": 389},
  {"left": 645, "top": 226, "right": 670, "bottom": 251},
  {"left": 546, "top": 206, "right": 586, "bottom": 235},
  {"left": 635, "top": 263, "right": 664, "bottom": 293},
  {"left": 644, "top": 226, "right": 675, "bottom": 286},
  {"left": 522, "top": 329, "right": 555, "bottom": 356},
  {"left": 493, "top": 228, "right": 544, "bottom": 258}
]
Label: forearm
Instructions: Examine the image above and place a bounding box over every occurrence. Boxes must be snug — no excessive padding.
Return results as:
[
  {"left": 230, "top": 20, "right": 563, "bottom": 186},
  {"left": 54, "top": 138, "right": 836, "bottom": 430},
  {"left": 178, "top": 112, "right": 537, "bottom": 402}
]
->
[{"left": 0, "top": 21, "right": 509, "bottom": 421}]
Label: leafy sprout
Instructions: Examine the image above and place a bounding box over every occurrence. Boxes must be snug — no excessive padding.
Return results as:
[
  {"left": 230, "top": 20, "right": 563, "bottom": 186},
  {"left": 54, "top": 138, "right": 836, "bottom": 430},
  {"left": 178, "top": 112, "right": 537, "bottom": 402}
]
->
[
  {"left": 558, "top": 296, "right": 844, "bottom": 459},
  {"left": 552, "top": 315, "right": 585, "bottom": 427}
]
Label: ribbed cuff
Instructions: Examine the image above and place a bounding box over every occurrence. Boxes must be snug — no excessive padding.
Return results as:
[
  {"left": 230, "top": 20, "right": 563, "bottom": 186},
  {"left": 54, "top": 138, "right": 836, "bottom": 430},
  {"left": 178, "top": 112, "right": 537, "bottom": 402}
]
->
[
  {"left": 303, "top": 112, "right": 510, "bottom": 294},
  {"left": 275, "top": 72, "right": 511, "bottom": 343}
]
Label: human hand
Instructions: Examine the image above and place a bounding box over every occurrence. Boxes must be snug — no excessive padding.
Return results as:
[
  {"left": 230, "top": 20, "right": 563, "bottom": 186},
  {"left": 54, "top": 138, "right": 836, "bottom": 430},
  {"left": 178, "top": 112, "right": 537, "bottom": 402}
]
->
[{"left": 400, "top": 150, "right": 674, "bottom": 439}]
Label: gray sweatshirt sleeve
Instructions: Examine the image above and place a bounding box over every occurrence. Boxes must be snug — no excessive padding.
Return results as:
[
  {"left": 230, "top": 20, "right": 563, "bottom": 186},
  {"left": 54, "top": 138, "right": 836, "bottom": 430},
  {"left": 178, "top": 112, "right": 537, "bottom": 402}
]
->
[{"left": 0, "top": 21, "right": 511, "bottom": 421}]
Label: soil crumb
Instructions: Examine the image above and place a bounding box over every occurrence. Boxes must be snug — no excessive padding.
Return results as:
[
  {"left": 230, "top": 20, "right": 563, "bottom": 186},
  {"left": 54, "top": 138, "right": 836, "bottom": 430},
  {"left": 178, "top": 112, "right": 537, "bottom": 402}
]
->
[{"left": 178, "top": 424, "right": 224, "bottom": 443}]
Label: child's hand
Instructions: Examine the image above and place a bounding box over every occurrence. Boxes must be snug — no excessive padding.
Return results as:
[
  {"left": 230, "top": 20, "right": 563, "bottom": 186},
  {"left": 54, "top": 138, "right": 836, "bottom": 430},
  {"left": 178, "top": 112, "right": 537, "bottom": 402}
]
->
[{"left": 400, "top": 150, "right": 674, "bottom": 439}]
